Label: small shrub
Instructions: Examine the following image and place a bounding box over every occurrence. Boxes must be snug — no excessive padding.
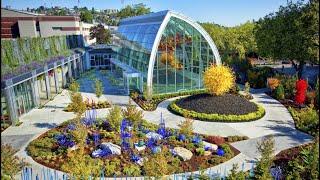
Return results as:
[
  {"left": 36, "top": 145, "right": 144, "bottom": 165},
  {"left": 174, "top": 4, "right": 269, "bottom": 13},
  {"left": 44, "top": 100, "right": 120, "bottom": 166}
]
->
[
  {"left": 203, "top": 65, "right": 235, "bottom": 96},
  {"left": 122, "top": 163, "right": 141, "bottom": 176},
  {"left": 143, "top": 147, "right": 169, "bottom": 177},
  {"left": 178, "top": 118, "right": 194, "bottom": 138},
  {"left": 68, "top": 79, "right": 80, "bottom": 96},
  {"left": 226, "top": 164, "right": 247, "bottom": 180},
  {"left": 295, "top": 79, "right": 308, "bottom": 105},
  {"left": 220, "top": 144, "right": 233, "bottom": 156},
  {"left": 274, "top": 84, "right": 285, "bottom": 100},
  {"left": 122, "top": 100, "right": 143, "bottom": 127},
  {"left": 288, "top": 106, "right": 319, "bottom": 136},
  {"left": 306, "top": 91, "right": 316, "bottom": 105},
  {"left": 1, "top": 144, "right": 28, "bottom": 179},
  {"left": 205, "top": 136, "right": 225, "bottom": 145},
  {"left": 130, "top": 91, "right": 139, "bottom": 99},
  {"left": 94, "top": 79, "right": 103, "bottom": 98},
  {"left": 244, "top": 82, "right": 250, "bottom": 94},
  {"left": 104, "top": 159, "right": 121, "bottom": 176},
  {"left": 107, "top": 105, "right": 123, "bottom": 132},
  {"left": 61, "top": 150, "right": 103, "bottom": 179},
  {"left": 229, "top": 84, "right": 240, "bottom": 94},
  {"left": 284, "top": 138, "right": 319, "bottom": 179},
  {"left": 69, "top": 93, "right": 86, "bottom": 117},
  {"left": 254, "top": 135, "right": 275, "bottom": 180},
  {"left": 226, "top": 136, "right": 249, "bottom": 142},
  {"left": 267, "top": 78, "right": 280, "bottom": 90},
  {"left": 196, "top": 148, "right": 205, "bottom": 156}
]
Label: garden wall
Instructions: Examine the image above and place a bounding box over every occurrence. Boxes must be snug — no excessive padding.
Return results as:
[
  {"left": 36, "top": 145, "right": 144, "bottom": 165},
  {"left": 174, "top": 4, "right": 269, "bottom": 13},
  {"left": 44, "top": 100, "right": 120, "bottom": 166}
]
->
[{"left": 1, "top": 35, "right": 84, "bottom": 78}]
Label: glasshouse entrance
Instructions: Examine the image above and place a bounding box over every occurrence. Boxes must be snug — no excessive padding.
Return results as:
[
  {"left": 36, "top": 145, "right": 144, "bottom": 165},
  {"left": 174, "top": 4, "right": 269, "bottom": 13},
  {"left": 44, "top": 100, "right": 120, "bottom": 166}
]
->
[{"left": 110, "top": 59, "right": 143, "bottom": 95}]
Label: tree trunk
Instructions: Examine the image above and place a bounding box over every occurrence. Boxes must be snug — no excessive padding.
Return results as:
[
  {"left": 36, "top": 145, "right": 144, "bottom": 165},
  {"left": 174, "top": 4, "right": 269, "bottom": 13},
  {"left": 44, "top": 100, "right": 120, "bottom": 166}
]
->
[{"left": 297, "top": 61, "right": 305, "bottom": 79}]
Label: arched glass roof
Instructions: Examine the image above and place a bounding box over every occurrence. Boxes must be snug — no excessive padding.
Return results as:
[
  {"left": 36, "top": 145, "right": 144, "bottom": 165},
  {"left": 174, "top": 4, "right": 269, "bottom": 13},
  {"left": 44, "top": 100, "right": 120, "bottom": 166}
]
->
[{"left": 115, "top": 10, "right": 221, "bottom": 94}]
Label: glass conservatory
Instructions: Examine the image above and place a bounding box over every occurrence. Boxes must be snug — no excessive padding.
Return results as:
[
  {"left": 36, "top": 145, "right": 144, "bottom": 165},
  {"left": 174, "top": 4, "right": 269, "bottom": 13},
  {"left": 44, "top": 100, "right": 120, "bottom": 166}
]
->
[{"left": 114, "top": 10, "right": 221, "bottom": 95}]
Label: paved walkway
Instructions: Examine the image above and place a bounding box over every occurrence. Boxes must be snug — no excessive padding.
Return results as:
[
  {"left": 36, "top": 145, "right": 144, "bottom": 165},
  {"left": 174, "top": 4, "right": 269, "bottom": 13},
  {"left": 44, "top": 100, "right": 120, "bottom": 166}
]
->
[{"left": 1, "top": 77, "right": 313, "bottom": 179}]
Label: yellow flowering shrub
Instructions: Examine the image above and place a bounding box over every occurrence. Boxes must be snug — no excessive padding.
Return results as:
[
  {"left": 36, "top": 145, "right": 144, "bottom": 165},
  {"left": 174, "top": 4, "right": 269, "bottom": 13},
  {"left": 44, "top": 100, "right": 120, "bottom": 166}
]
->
[
  {"left": 267, "top": 78, "right": 280, "bottom": 90},
  {"left": 203, "top": 65, "right": 235, "bottom": 96}
]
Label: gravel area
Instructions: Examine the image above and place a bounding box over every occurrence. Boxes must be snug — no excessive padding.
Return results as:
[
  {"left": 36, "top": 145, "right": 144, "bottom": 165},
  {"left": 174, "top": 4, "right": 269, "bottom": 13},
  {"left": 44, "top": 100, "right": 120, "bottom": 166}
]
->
[{"left": 176, "top": 93, "right": 258, "bottom": 115}]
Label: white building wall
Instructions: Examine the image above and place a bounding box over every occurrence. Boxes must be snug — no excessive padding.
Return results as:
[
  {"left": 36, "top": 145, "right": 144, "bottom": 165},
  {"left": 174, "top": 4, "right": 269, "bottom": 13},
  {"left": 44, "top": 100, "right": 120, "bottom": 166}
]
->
[
  {"left": 18, "top": 20, "right": 38, "bottom": 37},
  {"left": 80, "top": 22, "right": 96, "bottom": 45},
  {"left": 39, "top": 21, "right": 81, "bottom": 37}
]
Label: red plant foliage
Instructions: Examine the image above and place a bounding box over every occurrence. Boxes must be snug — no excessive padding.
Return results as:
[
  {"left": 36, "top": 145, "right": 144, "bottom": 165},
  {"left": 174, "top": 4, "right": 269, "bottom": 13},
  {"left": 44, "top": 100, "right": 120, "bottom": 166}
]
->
[
  {"left": 205, "top": 136, "right": 225, "bottom": 145},
  {"left": 295, "top": 79, "right": 308, "bottom": 105}
]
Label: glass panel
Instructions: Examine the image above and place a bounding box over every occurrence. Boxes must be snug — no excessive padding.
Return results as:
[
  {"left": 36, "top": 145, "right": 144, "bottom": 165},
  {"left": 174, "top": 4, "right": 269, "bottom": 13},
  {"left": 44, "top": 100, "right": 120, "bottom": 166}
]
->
[{"left": 153, "top": 16, "right": 213, "bottom": 94}]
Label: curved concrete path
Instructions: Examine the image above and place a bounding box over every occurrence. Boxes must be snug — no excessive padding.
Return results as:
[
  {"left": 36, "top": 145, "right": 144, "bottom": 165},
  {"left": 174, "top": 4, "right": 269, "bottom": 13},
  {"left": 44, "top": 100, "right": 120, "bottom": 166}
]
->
[{"left": 1, "top": 89, "right": 313, "bottom": 179}]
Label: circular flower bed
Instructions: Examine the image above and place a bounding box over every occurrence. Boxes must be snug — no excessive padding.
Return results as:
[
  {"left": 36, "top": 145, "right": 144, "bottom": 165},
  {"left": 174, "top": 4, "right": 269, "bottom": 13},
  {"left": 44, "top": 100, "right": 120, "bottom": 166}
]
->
[
  {"left": 26, "top": 116, "right": 240, "bottom": 177},
  {"left": 169, "top": 94, "right": 265, "bottom": 122}
]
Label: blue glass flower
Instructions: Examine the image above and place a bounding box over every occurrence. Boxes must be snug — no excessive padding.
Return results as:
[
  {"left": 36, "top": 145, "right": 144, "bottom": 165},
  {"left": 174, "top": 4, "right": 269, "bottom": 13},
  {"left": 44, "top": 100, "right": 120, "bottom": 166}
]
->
[
  {"left": 66, "top": 123, "right": 76, "bottom": 131},
  {"left": 131, "top": 154, "right": 141, "bottom": 162},
  {"left": 81, "top": 117, "right": 95, "bottom": 127},
  {"left": 170, "top": 148, "right": 178, "bottom": 156},
  {"left": 192, "top": 135, "right": 202, "bottom": 144},
  {"left": 151, "top": 146, "right": 161, "bottom": 154},
  {"left": 55, "top": 134, "right": 75, "bottom": 148},
  {"left": 157, "top": 127, "right": 166, "bottom": 138},
  {"left": 121, "top": 140, "right": 130, "bottom": 150},
  {"left": 146, "top": 138, "right": 156, "bottom": 148},
  {"left": 92, "top": 148, "right": 111, "bottom": 158},
  {"left": 204, "top": 145, "right": 212, "bottom": 151},
  {"left": 217, "top": 148, "right": 225, "bottom": 156},
  {"left": 86, "top": 136, "right": 91, "bottom": 145},
  {"left": 178, "top": 134, "right": 186, "bottom": 142},
  {"left": 92, "top": 133, "right": 100, "bottom": 145}
]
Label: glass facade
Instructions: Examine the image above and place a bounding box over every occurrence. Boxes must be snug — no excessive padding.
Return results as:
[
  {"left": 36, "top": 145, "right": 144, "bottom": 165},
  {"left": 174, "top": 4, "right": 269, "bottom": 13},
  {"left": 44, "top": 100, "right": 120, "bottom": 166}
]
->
[
  {"left": 14, "top": 80, "right": 35, "bottom": 116},
  {"left": 153, "top": 17, "right": 215, "bottom": 94},
  {"left": 115, "top": 11, "right": 218, "bottom": 95}
]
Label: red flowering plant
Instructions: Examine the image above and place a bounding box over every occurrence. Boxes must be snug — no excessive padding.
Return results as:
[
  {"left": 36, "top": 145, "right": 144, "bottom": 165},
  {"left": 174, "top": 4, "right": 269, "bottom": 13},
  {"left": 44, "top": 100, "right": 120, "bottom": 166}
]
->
[{"left": 295, "top": 79, "right": 308, "bottom": 105}]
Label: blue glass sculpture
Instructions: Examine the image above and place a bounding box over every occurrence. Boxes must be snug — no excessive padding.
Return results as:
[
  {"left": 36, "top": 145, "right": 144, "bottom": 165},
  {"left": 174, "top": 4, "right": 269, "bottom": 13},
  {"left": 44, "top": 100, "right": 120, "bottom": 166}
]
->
[{"left": 217, "top": 148, "right": 225, "bottom": 156}]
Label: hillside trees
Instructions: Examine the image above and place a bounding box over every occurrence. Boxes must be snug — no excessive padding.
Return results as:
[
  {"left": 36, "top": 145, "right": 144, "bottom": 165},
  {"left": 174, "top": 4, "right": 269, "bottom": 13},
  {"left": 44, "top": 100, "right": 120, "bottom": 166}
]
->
[{"left": 255, "top": 0, "right": 319, "bottom": 78}]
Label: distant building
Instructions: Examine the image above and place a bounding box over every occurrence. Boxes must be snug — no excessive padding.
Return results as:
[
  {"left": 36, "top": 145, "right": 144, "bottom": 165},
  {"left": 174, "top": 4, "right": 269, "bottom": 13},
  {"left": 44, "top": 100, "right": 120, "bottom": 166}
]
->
[{"left": 1, "top": 7, "right": 96, "bottom": 45}]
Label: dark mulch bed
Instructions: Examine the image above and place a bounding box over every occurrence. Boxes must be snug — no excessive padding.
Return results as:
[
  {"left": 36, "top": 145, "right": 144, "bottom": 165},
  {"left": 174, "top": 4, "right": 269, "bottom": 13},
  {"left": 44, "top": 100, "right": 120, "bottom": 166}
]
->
[{"left": 175, "top": 93, "right": 258, "bottom": 115}]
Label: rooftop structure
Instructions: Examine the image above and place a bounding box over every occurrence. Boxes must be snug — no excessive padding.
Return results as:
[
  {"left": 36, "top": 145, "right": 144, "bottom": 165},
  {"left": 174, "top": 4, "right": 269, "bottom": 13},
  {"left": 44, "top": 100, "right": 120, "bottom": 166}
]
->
[{"left": 1, "top": 8, "right": 96, "bottom": 45}]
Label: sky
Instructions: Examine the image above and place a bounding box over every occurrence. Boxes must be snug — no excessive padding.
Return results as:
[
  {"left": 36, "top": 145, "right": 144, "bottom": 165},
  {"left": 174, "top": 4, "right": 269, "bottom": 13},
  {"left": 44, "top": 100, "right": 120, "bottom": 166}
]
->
[{"left": 1, "top": 0, "right": 297, "bottom": 27}]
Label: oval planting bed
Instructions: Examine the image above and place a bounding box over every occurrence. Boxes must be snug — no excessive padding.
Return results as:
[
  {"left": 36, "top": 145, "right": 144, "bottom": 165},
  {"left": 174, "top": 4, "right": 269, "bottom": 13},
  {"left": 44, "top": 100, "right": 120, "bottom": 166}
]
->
[
  {"left": 169, "top": 93, "right": 265, "bottom": 122},
  {"left": 26, "top": 115, "right": 241, "bottom": 178}
]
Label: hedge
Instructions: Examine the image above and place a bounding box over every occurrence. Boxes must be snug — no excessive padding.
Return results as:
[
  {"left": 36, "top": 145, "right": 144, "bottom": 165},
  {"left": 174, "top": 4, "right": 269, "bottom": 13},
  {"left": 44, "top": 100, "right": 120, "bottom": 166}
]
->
[{"left": 168, "top": 99, "right": 265, "bottom": 122}]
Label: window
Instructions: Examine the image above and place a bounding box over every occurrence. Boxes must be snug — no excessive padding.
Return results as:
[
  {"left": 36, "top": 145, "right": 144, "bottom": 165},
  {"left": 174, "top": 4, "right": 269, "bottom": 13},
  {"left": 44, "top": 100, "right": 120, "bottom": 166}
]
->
[
  {"left": 52, "top": 27, "right": 62, "bottom": 30},
  {"left": 36, "top": 21, "right": 40, "bottom": 31}
]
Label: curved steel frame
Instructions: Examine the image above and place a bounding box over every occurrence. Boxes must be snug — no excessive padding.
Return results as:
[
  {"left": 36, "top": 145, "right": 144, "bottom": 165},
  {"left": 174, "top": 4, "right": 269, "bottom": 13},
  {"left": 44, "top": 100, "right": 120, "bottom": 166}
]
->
[{"left": 147, "top": 11, "right": 221, "bottom": 92}]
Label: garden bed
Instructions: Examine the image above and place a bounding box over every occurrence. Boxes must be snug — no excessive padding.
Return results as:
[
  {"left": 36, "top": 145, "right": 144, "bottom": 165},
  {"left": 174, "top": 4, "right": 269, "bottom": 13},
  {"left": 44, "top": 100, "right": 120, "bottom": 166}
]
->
[
  {"left": 130, "top": 89, "right": 206, "bottom": 111},
  {"left": 169, "top": 93, "right": 265, "bottom": 122},
  {"left": 64, "top": 100, "right": 111, "bottom": 112},
  {"left": 26, "top": 117, "right": 243, "bottom": 177}
]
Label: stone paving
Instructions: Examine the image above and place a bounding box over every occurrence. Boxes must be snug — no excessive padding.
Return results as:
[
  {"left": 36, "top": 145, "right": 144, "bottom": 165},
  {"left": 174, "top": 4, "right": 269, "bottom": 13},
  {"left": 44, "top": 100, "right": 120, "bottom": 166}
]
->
[{"left": 1, "top": 70, "right": 314, "bottom": 179}]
